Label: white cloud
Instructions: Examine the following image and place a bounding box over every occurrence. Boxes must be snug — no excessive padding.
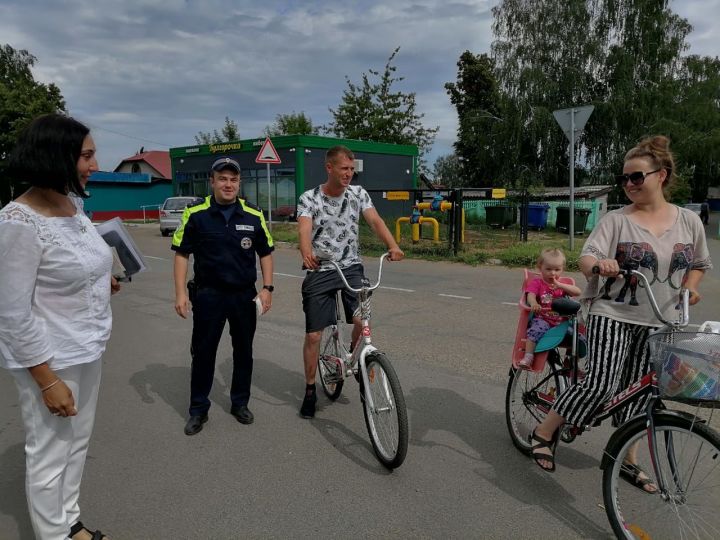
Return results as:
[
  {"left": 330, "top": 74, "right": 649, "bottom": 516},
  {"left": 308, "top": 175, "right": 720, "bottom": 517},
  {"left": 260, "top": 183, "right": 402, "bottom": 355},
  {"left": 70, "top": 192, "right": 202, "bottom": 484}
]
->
[{"left": 0, "top": 0, "right": 717, "bottom": 171}]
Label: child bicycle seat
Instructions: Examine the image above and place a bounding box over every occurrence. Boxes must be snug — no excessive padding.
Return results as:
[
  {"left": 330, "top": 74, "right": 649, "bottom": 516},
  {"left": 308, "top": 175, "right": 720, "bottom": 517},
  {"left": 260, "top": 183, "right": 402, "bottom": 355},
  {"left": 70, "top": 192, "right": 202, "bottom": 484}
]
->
[{"left": 511, "top": 269, "right": 585, "bottom": 372}]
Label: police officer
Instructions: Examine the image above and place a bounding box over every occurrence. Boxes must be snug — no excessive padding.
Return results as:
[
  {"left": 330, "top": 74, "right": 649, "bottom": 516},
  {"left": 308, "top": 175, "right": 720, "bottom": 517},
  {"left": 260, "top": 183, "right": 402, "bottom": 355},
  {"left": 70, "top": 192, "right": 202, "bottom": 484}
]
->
[{"left": 172, "top": 157, "right": 274, "bottom": 436}]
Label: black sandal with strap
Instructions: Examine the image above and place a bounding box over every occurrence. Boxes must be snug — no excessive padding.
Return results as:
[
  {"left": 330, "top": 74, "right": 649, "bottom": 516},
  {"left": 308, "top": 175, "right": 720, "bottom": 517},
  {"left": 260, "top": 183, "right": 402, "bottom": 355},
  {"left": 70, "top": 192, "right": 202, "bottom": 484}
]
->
[
  {"left": 620, "top": 462, "right": 658, "bottom": 494},
  {"left": 530, "top": 428, "right": 559, "bottom": 472},
  {"left": 69, "top": 521, "right": 107, "bottom": 540}
]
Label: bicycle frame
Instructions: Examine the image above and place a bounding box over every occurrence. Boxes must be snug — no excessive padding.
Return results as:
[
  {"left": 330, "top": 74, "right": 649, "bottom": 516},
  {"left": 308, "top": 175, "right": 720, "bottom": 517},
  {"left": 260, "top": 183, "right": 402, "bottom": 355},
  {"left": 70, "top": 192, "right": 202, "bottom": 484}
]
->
[
  {"left": 318, "top": 253, "right": 390, "bottom": 413},
  {"left": 529, "top": 365, "right": 657, "bottom": 429}
]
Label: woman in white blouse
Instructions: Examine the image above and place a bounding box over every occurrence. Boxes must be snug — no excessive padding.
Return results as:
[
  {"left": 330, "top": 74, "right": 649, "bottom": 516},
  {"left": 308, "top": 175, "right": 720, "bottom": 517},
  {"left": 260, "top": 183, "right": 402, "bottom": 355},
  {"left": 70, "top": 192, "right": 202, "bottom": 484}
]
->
[{"left": 0, "top": 114, "right": 120, "bottom": 540}]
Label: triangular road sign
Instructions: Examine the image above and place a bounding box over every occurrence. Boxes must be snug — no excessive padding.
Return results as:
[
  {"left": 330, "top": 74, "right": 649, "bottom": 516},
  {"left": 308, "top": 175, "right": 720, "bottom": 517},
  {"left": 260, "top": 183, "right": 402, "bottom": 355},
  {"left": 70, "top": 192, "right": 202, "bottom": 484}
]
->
[
  {"left": 255, "top": 137, "right": 282, "bottom": 164},
  {"left": 553, "top": 105, "right": 594, "bottom": 143}
]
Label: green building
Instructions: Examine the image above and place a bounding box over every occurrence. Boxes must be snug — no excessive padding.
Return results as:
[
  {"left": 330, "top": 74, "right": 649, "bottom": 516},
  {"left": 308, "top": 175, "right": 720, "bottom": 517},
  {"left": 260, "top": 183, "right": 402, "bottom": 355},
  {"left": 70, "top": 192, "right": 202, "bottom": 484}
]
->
[{"left": 169, "top": 135, "right": 419, "bottom": 219}]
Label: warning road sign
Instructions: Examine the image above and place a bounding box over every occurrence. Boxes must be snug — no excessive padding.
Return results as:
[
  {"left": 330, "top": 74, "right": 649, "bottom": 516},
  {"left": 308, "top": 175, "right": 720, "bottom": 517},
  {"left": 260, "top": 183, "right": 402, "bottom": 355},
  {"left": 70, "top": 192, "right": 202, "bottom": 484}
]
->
[{"left": 255, "top": 137, "right": 281, "bottom": 164}]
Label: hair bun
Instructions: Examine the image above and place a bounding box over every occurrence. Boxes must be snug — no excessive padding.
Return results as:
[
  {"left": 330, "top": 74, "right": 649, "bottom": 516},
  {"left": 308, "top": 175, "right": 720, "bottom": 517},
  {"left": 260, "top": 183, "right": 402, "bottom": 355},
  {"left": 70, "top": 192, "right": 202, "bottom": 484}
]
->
[
  {"left": 625, "top": 134, "right": 675, "bottom": 188},
  {"left": 640, "top": 135, "right": 671, "bottom": 153}
]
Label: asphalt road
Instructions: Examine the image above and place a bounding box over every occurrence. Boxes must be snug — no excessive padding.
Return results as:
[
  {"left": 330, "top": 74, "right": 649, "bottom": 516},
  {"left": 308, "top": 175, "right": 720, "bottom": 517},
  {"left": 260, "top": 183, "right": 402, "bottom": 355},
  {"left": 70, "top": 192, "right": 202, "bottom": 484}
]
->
[{"left": 1, "top": 221, "right": 718, "bottom": 539}]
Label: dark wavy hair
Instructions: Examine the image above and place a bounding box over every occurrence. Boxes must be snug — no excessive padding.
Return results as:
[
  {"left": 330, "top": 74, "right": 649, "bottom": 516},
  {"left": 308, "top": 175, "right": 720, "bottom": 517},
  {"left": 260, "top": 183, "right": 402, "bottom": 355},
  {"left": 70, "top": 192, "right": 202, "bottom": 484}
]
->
[{"left": 8, "top": 113, "right": 90, "bottom": 197}]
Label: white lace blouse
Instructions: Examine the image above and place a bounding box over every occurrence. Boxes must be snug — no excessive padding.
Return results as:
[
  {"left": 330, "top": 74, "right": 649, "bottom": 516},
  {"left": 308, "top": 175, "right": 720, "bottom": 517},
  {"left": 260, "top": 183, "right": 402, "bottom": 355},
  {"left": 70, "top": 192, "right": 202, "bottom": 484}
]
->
[{"left": 0, "top": 196, "right": 113, "bottom": 370}]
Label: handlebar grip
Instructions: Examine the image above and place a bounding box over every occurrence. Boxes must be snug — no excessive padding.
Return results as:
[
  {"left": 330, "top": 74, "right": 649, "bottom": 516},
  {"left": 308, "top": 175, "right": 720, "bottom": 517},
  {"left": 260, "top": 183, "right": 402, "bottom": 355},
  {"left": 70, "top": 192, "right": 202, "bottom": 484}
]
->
[{"left": 592, "top": 265, "right": 628, "bottom": 277}]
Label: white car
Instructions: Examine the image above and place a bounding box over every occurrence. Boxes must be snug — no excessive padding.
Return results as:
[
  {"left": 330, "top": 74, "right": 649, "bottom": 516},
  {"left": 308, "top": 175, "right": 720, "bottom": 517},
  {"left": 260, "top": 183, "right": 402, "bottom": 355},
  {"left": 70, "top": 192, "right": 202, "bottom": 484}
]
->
[
  {"left": 160, "top": 196, "right": 203, "bottom": 237},
  {"left": 684, "top": 203, "right": 702, "bottom": 216}
]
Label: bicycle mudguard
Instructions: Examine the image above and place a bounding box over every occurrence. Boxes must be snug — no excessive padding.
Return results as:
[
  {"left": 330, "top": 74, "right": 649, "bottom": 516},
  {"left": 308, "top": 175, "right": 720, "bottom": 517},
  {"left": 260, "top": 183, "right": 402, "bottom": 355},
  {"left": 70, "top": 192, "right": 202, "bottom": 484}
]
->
[{"left": 598, "top": 410, "right": 705, "bottom": 470}]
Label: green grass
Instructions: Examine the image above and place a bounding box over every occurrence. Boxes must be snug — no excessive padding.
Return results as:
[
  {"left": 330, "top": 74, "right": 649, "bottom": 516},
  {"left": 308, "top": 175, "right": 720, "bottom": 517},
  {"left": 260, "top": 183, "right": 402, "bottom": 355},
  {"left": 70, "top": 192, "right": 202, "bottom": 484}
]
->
[
  {"left": 268, "top": 223, "right": 300, "bottom": 243},
  {"left": 270, "top": 220, "right": 584, "bottom": 269}
]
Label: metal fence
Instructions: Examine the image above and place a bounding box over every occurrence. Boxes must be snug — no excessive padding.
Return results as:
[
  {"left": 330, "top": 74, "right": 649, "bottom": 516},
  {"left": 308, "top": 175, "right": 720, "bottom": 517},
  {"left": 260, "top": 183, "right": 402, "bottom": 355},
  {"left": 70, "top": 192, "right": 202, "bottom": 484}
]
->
[{"left": 463, "top": 199, "right": 601, "bottom": 232}]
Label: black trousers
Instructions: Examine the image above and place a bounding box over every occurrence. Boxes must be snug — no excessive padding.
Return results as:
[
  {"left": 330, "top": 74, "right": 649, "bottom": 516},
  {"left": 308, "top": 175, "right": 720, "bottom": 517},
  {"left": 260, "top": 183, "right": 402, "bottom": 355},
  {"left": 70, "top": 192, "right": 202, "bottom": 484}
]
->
[{"left": 189, "top": 286, "right": 257, "bottom": 416}]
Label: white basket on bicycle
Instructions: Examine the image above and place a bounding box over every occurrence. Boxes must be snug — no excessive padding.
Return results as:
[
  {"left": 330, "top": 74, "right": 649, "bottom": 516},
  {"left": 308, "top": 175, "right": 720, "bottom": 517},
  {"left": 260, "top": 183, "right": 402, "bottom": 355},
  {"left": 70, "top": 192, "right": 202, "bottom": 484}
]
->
[{"left": 648, "top": 330, "right": 720, "bottom": 404}]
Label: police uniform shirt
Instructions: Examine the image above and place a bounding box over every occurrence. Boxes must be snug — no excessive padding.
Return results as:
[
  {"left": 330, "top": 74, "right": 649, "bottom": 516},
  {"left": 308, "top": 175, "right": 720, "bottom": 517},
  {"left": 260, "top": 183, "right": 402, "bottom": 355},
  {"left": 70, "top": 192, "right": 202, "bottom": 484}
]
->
[{"left": 171, "top": 196, "right": 274, "bottom": 288}]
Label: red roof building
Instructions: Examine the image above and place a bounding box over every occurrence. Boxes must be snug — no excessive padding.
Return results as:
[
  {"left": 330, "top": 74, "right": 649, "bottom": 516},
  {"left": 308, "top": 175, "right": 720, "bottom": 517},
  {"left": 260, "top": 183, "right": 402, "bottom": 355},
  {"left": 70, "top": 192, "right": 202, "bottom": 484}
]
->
[{"left": 114, "top": 150, "right": 171, "bottom": 179}]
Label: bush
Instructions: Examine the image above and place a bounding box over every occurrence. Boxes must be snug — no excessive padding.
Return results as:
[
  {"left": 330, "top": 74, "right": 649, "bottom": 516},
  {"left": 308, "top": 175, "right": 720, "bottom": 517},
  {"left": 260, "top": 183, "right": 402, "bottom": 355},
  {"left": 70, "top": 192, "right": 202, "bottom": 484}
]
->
[
  {"left": 495, "top": 241, "right": 582, "bottom": 271},
  {"left": 269, "top": 217, "right": 583, "bottom": 270}
]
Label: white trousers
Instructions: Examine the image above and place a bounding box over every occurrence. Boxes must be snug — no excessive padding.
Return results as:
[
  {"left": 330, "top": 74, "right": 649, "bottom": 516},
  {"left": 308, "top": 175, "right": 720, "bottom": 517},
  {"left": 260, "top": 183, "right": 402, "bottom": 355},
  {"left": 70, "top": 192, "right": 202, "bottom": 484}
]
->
[{"left": 12, "top": 360, "right": 102, "bottom": 540}]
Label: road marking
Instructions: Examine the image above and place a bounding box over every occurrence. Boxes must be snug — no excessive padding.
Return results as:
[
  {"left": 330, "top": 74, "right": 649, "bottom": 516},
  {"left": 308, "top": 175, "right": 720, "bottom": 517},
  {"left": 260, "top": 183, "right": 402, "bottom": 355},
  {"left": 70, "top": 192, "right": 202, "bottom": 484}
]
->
[
  {"left": 438, "top": 293, "right": 472, "bottom": 300},
  {"left": 275, "top": 272, "right": 304, "bottom": 279},
  {"left": 380, "top": 286, "right": 415, "bottom": 292},
  {"left": 144, "top": 256, "right": 167, "bottom": 261}
]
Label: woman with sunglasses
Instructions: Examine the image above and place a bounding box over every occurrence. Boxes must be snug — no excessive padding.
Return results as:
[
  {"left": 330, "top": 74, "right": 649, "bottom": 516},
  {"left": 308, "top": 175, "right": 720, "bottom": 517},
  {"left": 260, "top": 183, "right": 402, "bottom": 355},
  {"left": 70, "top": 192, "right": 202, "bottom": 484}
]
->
[{"left": 530, "top": 135, "right": 711, "bottom": 482}]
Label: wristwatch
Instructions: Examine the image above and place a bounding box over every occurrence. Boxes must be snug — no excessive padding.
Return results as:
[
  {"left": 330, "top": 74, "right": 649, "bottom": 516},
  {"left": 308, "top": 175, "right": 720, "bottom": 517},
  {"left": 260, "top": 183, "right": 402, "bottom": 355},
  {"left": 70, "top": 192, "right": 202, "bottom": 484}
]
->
[{"left": 262, "top": 285, "right": 275, "bottom": 293}]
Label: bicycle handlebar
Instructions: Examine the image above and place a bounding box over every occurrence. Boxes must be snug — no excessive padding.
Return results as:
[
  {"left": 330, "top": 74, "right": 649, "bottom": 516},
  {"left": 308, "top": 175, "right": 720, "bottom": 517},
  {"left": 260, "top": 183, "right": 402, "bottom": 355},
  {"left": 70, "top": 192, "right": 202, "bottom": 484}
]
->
[
  {"left": 591, "top": 266, "right": 689, "bottom": 328},
  {"left": 315, "top": 252, "right": 389, "bottom": 293}
]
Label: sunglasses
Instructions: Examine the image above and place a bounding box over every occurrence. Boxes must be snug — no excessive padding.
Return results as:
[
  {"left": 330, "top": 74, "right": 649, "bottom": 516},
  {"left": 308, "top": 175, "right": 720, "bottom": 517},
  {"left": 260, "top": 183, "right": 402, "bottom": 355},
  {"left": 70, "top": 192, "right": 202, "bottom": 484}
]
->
[{"left": 615, "top": 168, "right": 661, "bottom": 187}]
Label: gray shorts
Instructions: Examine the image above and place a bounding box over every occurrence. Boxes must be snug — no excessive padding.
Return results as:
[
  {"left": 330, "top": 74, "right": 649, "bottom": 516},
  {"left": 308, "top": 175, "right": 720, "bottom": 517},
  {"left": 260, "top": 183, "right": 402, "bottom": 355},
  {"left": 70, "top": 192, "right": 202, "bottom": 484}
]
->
[{"left": 302, "top": 264, "right": 364, "bottom": 333}]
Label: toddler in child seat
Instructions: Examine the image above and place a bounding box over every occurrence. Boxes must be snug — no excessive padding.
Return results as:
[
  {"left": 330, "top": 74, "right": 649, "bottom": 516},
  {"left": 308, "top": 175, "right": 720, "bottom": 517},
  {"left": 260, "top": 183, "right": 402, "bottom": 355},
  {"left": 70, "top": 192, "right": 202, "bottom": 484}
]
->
[{"left": 519, "top": 248, "right": 582, "bottom": 370}]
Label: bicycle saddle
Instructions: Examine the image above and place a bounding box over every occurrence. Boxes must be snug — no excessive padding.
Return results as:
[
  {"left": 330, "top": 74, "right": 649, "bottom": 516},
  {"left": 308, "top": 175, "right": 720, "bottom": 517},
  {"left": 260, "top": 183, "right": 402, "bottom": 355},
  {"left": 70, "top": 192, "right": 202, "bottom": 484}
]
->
[{"left": 551, "top": 297, "right": 581, "bottom": 316}]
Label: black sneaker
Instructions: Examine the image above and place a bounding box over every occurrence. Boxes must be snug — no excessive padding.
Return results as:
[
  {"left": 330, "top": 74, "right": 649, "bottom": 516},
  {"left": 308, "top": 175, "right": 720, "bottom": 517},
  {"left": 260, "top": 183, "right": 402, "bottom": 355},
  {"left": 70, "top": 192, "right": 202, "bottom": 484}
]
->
[{"left": 299, "top": 390, "right": 317, "bottom": 419}]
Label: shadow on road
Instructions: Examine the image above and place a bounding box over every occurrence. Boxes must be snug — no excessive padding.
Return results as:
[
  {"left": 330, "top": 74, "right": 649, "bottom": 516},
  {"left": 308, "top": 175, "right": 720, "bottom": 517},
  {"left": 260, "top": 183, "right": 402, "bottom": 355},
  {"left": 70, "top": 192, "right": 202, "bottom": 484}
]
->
[
  {"left": 251, "top": 356, "right": 392, "bottom": 474},
  {"left": 0, "top": 442, "right": 34, "bottom": 539},
  {"left": 405, "top": 386, "right": 610, "bottom": 539},
  {"left": 128, "top": 362, "right": 230, "bottom": 419}
]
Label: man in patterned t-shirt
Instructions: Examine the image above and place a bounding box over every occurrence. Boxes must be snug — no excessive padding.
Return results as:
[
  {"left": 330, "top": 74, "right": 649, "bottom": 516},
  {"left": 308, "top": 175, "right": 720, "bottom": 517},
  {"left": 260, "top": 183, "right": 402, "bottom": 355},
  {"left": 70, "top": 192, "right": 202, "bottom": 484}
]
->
[{"left": 296, "top": 145, "right": 404, "bottom": 418}]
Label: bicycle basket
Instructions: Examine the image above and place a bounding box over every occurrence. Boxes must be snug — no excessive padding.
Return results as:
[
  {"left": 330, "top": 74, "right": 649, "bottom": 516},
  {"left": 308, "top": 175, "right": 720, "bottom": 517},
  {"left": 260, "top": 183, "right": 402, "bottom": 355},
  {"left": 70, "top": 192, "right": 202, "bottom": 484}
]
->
[{"left": 647, "top": 331, "right": 720, "bottom": 405}]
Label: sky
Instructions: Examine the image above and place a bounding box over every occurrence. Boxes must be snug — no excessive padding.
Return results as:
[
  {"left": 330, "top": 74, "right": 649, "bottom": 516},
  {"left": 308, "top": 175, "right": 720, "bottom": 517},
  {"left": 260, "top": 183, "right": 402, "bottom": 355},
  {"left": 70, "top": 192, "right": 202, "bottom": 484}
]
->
[{"left": 1, "top": 0, "right": 718, "bottom": 172}]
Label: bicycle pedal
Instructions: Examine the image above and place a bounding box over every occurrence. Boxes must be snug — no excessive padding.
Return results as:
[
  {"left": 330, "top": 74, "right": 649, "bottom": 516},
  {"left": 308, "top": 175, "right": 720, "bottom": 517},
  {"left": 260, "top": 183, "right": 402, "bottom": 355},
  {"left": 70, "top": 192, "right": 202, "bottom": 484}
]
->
[{"left": 321, "top": 356, "right": 344, "bottom": 383}]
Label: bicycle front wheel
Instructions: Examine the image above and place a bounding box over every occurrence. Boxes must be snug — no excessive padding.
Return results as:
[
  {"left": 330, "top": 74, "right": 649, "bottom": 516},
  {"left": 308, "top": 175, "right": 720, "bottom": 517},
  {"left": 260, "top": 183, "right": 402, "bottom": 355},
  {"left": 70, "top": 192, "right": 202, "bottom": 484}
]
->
[
  {"left": 603, "top": 412, "right": 720, "bottom": 540},
  {"left": 318, "top": 325, "right": 344, "bottom": 400},
  {"left": 361, "top": 352, "right": 409, "bottom": 469},
  {"left": 505, "top": 352, "right": 562, "bottom": 455}
]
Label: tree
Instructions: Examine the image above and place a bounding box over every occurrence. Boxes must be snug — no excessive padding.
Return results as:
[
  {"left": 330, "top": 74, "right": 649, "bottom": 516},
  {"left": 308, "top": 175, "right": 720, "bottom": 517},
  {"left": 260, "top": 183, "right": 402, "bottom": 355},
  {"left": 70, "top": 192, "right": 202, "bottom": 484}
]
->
[
  {"left": 668, "top": 166, "right": 693, "bottom": 205},
  {"left": 583, "top": 1, "right": 694, "bottom": 177},
  {"left": 445, "top": 51, "right": 505, "bottom": 187},
  {"left": 659, "top": 55, "right": 720, "bottom": 201},
  {"left": 432, "top": 153, "right": 465, "bottom": 187},
  {"left": 264, "top": 111, "right": 318, "bottom": 136},
  {"left": 194, "top": 116, "right": 240, "bottom": 144},
  {"left": 491, "top": 0, "right": 609, "bottom": 186},
  {"left": 326, "top": 47, "right": 438, "bottom": 169},
  {"left": 487, "top": 0, "right": 720, "bottom": 197},
  {"left": 0, "top": 44, "right": 66, "bottom": 204}
]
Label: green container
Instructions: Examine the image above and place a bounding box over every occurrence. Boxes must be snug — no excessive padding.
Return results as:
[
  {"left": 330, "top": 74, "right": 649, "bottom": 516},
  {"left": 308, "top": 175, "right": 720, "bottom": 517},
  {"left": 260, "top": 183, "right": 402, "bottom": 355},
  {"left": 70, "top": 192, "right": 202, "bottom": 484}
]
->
[
  {"left": 556, "top": 206, "right": 591, "bottom": 234},
  {"left": 485, "top": 205, "right": 516, "bottom": 229}
]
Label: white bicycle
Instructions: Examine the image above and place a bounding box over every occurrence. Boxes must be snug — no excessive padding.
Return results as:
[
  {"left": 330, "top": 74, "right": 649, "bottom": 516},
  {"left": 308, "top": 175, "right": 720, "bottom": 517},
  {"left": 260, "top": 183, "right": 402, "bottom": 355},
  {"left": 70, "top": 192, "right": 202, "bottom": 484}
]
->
[{"left": 315, "top": 253, "right": 409, "bottom": 469}]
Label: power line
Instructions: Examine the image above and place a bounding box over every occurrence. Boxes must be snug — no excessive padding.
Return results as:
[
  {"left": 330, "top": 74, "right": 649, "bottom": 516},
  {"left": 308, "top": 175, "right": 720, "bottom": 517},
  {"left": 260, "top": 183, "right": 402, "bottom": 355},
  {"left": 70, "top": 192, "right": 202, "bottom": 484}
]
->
[{"left": 84, "top": 123, "right": 172, "bottom": 148}]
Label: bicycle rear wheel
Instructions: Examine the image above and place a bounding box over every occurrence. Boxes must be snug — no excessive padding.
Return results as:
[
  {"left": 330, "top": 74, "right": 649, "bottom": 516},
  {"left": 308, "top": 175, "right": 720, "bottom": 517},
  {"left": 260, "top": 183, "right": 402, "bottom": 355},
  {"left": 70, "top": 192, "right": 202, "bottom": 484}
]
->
[
  {"left": 318, "top": 325, "right": 344, "bottom": 400},
  {"left": 361, "top": 352, "right": 409, "bottom": 469},
  {"left": 505, "top": 351, "right": 562, "bottom": 455},
  {"left": 603, "top": 412, "right": 720, "bottom": 540}
]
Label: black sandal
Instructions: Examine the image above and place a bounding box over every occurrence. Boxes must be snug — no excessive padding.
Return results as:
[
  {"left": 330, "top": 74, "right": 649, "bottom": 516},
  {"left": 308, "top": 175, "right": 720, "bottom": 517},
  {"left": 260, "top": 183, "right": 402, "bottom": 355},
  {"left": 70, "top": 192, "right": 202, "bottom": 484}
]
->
[
  {"left": 69, "top": 521, "right": 108, "bottom": 540},
  {"left": 620, "top": 462, "right": 658, "bottom": 494},
  {"left": 530, "top": 428, "right": 558, "bottom": 473}
]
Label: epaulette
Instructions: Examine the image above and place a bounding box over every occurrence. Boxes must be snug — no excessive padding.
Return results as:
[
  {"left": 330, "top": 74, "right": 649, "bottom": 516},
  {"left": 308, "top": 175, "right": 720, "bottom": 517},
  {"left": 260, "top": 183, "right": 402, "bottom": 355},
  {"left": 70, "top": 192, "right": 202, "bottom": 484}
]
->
[{"left": 241, "top": 199, "right": 260, "bottom": 211}]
